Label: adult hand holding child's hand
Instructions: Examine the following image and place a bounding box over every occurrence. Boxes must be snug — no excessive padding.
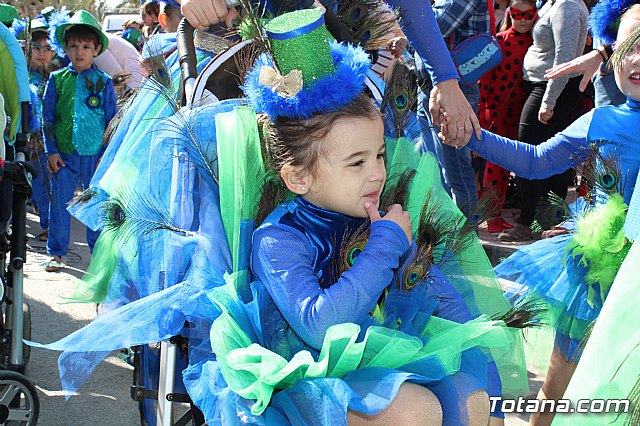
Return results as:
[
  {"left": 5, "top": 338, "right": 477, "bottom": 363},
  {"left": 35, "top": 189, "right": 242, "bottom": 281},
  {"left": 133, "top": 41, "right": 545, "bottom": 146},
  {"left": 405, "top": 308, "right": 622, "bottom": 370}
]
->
[
  {"left": 365, "top": 202, "right": 412, "bottom": 245},
  {"left": 47, "top": 153, "right": 65, "bottom": 174}
]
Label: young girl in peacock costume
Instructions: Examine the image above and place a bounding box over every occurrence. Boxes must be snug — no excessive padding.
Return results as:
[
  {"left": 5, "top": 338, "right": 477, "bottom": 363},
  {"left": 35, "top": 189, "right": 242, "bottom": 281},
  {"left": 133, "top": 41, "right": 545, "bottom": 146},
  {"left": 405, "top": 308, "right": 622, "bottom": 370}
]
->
[
  {"left": 459, "top": 21, "right": 640, "bottom": 426},
  {"left": 31, "top": 6, "right": 531, "bottom": 425}
]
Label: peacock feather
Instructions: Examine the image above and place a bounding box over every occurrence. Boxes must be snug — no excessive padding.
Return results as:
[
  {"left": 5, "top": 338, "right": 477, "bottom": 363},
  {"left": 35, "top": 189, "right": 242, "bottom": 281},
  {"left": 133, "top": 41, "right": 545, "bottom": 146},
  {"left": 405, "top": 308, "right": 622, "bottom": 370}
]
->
[
  {"left": 147, "top": 49, "right": 173, "bottom": 91},
  {"left": 101, "top": 188, "right": 189, "bottom": 247},
  {"left": 624, "top": 375, "right": 640, "bottom": 426},
  {"left": 492, "top": 294, "right": 547, "bottom": 330},
  {"left": 442, "top": 191, "right": 496, "bottom": 261},
  {"left": 570, "top": 320, "right": 595, "bottom": 362},
  {"left": 380, "top": 61, "right": 418, "bottom": 138},
  {"left": 155, "top": 106, "right": 219, "bottom": 188},
  {"left": 255, "top": 172, "right": 288, "bottom": 227},
  {"left": 235, "top": 0, "right": 274, "bottom": 67},
  {"left": 322, "top": 0, "right": 399, "bottom": 50},
  {"left": 379, "top": 169, "right": 416, "bottom": 211},
  {"left": 69, "top": 189, "right": 99, "bottom": 207},
  {"left": 533, "top": 192, "right": 572, "bottom": 231},
  {"left": 327, "top": 221, "right": 371, "bottom": 287},
  {"left": 397, "top": 241, "right": 432, "bottom": 292},
  {"left": 576, "top": 141, "right": 625, "bottom": 204}
]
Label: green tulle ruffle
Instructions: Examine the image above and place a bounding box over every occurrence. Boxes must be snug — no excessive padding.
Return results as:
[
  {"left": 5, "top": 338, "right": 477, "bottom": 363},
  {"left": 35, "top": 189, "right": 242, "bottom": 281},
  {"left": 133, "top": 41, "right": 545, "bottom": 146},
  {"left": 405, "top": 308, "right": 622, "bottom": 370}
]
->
[{"left": 209, "top": 273, "right": 514, "bottom": 416}]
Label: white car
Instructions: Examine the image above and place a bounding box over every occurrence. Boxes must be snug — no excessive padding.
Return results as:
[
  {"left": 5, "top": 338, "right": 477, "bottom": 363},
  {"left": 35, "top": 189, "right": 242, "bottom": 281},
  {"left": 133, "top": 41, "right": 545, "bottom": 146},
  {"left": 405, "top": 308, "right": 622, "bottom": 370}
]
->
[{"left": 101, "top": 13, "right": 140, "bottom": 34}]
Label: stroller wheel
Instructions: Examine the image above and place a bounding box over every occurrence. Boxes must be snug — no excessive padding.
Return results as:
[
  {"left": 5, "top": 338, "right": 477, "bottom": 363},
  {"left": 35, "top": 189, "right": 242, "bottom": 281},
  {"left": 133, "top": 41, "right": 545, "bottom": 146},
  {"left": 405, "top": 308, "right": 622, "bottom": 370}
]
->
[{"left": 0, "top": 370, "right": 39, "bottom": 425}]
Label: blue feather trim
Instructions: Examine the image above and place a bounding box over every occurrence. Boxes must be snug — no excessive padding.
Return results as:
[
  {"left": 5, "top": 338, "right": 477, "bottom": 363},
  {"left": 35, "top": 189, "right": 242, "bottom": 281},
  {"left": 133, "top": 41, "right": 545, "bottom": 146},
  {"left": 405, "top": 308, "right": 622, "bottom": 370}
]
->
[
  {"left": 242, "top": 41, "right": 371, "bottom": 120},
  {"left": 10, "top": 18, "right": 26, "bottom": 40},
  {"left": 48, "top": 7, "right": 70, "bottom": 57},
  {"left": 589, "top": 0, "right": 638, "bottom": 45}
]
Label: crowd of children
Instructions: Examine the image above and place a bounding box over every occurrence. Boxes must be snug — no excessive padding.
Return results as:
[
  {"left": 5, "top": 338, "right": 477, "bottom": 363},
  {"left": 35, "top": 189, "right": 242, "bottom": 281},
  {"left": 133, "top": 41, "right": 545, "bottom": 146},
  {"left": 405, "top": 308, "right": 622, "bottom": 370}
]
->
[{"left": 2, "top": 0, "right": 640, "bottom": 425}]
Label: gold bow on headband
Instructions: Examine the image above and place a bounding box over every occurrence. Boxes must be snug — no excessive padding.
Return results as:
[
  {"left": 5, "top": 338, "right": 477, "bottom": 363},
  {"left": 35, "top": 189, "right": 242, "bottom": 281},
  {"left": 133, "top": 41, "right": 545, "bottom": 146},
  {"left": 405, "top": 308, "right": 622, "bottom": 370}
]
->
[{"left": 259, "top": 66, "right": 303, "bottom": 98}]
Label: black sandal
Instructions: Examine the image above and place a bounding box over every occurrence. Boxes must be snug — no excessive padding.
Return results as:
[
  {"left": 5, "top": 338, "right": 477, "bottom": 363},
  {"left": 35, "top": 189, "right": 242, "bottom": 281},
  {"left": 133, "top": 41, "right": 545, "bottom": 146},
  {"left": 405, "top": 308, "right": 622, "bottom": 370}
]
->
[{"left": 35, "top": 229, "right": 48, "bottom": 242}]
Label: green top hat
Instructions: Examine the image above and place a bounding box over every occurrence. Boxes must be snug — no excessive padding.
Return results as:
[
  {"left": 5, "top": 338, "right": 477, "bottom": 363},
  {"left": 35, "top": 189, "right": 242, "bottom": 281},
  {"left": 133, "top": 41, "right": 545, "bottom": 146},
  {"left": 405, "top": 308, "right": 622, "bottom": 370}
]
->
[
  {"left": 55, "top": 10, "right": 109, "bottom": 55},
  {"left": 264, "top": 8, "right": 335, "bottom": 85},
  {"left": 31, "top": 18, "right": 49, "bottom": 34},
  {"left": 0, "top": 4, "right": 19, "bottom": 26},
  {"left": 41, "top": 6, "right": 56, "bottom": 22}
]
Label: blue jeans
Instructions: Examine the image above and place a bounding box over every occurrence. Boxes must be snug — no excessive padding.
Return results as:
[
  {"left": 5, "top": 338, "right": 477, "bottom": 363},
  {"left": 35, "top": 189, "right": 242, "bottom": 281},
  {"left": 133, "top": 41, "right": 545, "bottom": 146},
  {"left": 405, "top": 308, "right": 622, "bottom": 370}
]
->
[
  {"left": 31, "top": 151, "right": 50, "bottom": 230},
  {"left": 47, "top": 151, "right": 101, "bottom": 257},
  {"left": 418, "top": 83, "right": 480, "bottom": 215},
  {"left": 592, "top": 71, "right": 625, "bottom": 108}
]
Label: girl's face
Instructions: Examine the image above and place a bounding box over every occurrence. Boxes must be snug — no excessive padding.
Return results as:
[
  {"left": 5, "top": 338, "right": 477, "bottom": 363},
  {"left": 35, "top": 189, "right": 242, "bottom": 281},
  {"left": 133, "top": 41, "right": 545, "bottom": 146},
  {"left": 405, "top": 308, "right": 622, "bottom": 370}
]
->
[
  {"left": 614, "top": 21, "right": 640, "bottom": 101},
  {"left": 31, "top": 38, "right": 54, "bottom": 69},
  {"left": 509, "top": 2, "right": 536, "bottom": 34},
  {"left": 141, "top": 11, "right": 153, "bottom": 26},
  {"left": 301, "top": 115, "right": 386, "bottom": 218}
]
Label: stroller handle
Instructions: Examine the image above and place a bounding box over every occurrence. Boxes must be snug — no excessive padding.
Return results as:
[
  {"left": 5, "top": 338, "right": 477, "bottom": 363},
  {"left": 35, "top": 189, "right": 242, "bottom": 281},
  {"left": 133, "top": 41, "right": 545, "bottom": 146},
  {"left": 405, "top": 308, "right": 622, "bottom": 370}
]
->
[{"left": 177, "top": 18, "right": 198, "bottom": 106}]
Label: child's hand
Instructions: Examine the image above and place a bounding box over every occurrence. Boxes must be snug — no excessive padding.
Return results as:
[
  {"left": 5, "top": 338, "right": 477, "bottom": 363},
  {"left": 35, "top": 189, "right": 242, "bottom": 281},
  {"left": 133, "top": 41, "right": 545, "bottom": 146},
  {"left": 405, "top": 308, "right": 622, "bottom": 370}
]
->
[
  {"left": 365, "top": 202, "right": 412, "bottom": 245},
  {"left": 387, "top": 36, "right": 408, "bottom": 59},
  {"left": 47, "top": 154, "right": 65, "bottom": 174}
]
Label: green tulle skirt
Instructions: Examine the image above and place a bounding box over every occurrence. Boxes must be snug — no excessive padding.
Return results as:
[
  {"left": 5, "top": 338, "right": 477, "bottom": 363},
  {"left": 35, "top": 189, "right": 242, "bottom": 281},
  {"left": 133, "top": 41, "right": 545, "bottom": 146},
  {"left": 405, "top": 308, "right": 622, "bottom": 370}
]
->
[{"left": 554, "top": 239, "right": 640, "bottom": 425}]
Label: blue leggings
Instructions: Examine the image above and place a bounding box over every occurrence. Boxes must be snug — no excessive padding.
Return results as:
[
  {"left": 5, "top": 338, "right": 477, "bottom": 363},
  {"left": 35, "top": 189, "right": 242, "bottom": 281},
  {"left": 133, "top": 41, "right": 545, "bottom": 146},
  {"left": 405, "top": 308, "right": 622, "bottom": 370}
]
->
[{"left": 47, "top": 151, "right": 101, "bottom": 257}]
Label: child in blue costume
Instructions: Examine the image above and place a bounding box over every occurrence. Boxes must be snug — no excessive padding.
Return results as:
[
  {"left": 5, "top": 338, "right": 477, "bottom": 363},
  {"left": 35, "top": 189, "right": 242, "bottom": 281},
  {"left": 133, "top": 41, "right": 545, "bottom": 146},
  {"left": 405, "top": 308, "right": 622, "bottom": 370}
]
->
[
  {"left": 458, "top": 22, "right": 640, "bottom": 426},
  {"left": 42, "top": 10, "right": 116, "bottom": 272},
  {"left": 27, "top": 22, "right": 56, "bottom": 242},
  {"left": 200, "top": 8, "right": 530, "bottom": 425}
]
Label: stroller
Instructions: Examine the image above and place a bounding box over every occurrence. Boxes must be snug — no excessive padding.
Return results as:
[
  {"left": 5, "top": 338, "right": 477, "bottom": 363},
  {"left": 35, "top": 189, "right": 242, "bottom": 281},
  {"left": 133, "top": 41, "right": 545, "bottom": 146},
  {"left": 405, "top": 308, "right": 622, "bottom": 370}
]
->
[{"left": 0, "top": 21, "right": 41, "bottom": 426}]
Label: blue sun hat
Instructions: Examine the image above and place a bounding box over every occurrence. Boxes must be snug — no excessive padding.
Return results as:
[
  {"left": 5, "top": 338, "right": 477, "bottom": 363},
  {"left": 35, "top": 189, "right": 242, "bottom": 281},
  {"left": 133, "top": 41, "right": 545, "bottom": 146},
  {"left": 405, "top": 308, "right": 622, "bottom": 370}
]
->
[{"left": 242, "top": 8, "right": 371, "bottom": 120}]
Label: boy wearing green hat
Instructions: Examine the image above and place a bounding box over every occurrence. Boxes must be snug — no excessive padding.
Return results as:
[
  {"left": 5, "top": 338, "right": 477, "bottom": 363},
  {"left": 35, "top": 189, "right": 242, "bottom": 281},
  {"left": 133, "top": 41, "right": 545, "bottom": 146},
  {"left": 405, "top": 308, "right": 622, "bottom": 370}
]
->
[{"left": 42, "top": 10, "right": 116, "bottom": 272}]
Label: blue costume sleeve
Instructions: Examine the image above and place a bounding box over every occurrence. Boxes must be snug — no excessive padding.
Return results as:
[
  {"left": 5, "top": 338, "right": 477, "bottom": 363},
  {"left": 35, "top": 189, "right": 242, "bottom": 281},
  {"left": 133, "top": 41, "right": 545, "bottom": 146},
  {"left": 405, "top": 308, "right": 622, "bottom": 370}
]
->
[
  {"left": 42, "top": 74, "right": 58, "bottom": 156},
  {"left": 252, "top": 220, "right": 410, "bottom": 349},
  {"left": 28, "top": 89, "right": 39, "bottom": 133},
  {"left": 103, "top": 78, "right": 117, "bottom": 124},
  {"left": 385, "top": 0, "right": 459, "bottom": 85},
  {"left": 468, "top": 110, "right": 594, "bottom": 180}
]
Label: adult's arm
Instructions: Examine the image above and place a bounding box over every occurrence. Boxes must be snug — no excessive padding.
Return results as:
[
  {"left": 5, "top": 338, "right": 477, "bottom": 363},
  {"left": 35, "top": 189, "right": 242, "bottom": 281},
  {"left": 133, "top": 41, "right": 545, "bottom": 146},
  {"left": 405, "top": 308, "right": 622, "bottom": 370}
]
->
[
  {"left": 466, "top": 110, "right": 593, "bottom": 180},
  {"left": 542, "top": 1, "right": 588, "bottom": 111},
  {"left": 385, "top": 0, "right": 481, "bottom": 143},
  {"left": 42, "top": 75, "right": 58, "bottom": 156},
  {"left": 386, "top": 0, "right": 458, "bottom": 85},
  {"left": 252, "top": 219, "right": 410, "bottom": 349},
  {"left": 544, "top": 47, "right": 609, "bottom": 92}
]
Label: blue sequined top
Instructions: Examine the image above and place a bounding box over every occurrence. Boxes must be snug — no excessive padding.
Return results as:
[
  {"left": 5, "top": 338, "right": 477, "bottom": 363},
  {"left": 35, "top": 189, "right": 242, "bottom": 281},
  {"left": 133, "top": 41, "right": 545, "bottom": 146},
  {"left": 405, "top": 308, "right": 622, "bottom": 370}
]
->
[{"left": 42, "top": 64, "right": 117, "bottom": 156}]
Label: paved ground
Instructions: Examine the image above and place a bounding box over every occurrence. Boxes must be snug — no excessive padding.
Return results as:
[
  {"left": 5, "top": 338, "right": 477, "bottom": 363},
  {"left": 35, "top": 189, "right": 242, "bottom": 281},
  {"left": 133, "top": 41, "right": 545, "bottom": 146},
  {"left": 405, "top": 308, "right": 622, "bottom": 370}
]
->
[
  {"left": 20, "top": 209, "right": 542, "bottom": 425},
  {"left": 23, "top": 212, "right": 138, "bottom": 426}
]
